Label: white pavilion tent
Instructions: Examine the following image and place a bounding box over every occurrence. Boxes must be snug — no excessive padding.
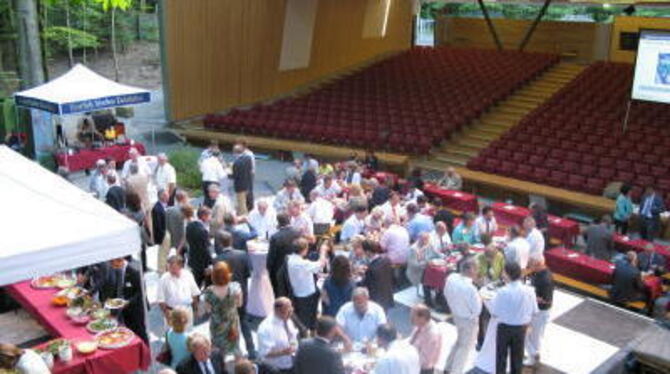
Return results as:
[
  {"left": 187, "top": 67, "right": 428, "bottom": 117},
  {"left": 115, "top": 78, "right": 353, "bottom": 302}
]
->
[{"left": 0, "top": 145, "right": 141, "bottom": 286}]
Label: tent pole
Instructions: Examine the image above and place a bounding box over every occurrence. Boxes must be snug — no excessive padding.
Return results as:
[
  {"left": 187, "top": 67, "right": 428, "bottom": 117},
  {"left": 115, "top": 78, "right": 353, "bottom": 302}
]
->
[
  {"left": 519, "top": 0, "right": 552, "bottom": 51},
  {"left": 476, "top": 0, "right": 503, "bottom": 50}
]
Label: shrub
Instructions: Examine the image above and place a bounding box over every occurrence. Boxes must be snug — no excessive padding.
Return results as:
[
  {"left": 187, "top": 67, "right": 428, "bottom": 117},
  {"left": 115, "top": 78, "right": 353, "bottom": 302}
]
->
[{"left": 168, "top": 147, "right": 202, "bottom": 196}]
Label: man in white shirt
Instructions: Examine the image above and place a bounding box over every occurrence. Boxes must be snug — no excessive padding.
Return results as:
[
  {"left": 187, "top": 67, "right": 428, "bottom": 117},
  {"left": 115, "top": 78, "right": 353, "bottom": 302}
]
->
[
  {"left": 287, "top": 239, "right": 328, "bottom": 330},
  {"left": 524, "top": 216, "right": 545, "bottom": 260},
  {"left": 373, "top": 324, "right": 420, "bottom": 374},
  {"left": 475, "top": 206, "right": 498, "bottom": 239},
  {"left": 200, "top": 153, "right": 226, "bottom": 206},
  {"left": 273, "top": 179, "right": 305, "bottom": 213},
  {"left": 430, "top": 221, "right": 452, "bottom": 253},
  {"left": 380, "top": 192, "right": 406, "bottom": 224},
  {"left": 306, "top": 190, "right": 335, "bottom": 236},
  {"left": 489, "top": 262, "right": 539, "bottom": 374},
  {"left": 248, "top": 200, "right": 278, "bottom": 240},
  {"left": 340, "top": 206, "right": 368, "bottom": 243},
  {"left": 336, "top": 287, "right": 387, "bottom": 343},
  {"left": 89, "top": 159, "right": 108, "bottom": 200},
  {"left": 313, "top": 175, "right": 342, "bottom": 201},
  {"left": 121, "top": 147, "right": 152, "bottom": 180},
  {"left": 288, "top": 200, "right": 314, "bottom": 240},
  {"left": 444, "top": 258, "right": 482, "bottom": 374},
  {"left": 380, "top": 217, "right": 410, "bottom": 266},
  {"left": 156, "top": 255, "right": 200, "bottom": 329},
  {"left": 504, "top": 226, "right": 531, "bottom": 270},
  {"left": 208, "top": 184, "right": 233, "bottom": 234},
  {"left": 257, "top": 297, "right": 300, "bottom": 372},
  {"left": 154, "top": 153, "right": 177, "bottom": 203}
]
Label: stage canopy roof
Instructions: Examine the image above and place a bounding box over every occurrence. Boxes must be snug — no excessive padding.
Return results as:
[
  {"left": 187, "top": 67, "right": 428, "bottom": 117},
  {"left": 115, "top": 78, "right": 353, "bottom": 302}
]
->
[
  {"left": 14, "top": 64, "right": 150, "bottom": 115},
  {"left": 0, "top": 146, "right": 141, "bottom": 286}
]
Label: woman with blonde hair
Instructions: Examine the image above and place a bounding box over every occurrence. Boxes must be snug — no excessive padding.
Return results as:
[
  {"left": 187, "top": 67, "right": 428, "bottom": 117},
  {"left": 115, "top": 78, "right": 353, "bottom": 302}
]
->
[
  {"left": 166, "top": 307, "right": 190, "bottom": 369},
  {"left": 204, "top": 261, "right": 242, "bottom": 361},
  {"left": 0, "top": 343, "right": 50, "bottom": 373}
]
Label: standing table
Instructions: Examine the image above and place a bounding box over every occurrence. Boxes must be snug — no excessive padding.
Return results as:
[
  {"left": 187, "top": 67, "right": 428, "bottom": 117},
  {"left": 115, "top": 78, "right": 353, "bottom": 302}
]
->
[{"left": 246, "top": 239, "right": 275, "bottom": 318}]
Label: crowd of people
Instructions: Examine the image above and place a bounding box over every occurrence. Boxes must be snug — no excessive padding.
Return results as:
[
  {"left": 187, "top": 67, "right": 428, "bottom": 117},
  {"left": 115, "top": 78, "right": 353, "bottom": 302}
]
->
[{"left": 4, "top": 137, "right": 670, "bottom": 374}]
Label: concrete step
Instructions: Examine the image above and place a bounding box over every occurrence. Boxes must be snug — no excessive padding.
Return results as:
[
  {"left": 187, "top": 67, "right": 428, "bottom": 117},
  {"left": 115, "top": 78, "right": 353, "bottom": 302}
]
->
[
  {"left": 454, "top": 136, "right": 490, "bottom": 149},
  {"left": 439, "top": 143, "right": 481, "bottom": 157},
  {"left": 432, "top": 152, "right": 469, "bottom": 166},
  {"left": 504, "top": 100, "right": 538, "bottom": 111},
  {"left": 481, "top": 111, "right": 525, "bottom": 122}
]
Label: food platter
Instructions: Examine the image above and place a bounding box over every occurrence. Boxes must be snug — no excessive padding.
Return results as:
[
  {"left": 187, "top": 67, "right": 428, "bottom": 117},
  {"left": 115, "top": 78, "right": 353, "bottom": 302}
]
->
[
  {"left": 104, "top": 298, "right": 127, "bottom": 310},
  {"left": 86, "top": 318, "right": 118, "bottom": 334},
  {"left": 75, "top": 341, "right": 98, "bottom": 355},
  {"left": 95, "top": 327, "right": 135, "bottom": 349},
  {"left": 56, "top": 286, "right": 87, "bottom": 300},
  {"left": 31, "top": 274, "right": 76, "bottom": 289}
]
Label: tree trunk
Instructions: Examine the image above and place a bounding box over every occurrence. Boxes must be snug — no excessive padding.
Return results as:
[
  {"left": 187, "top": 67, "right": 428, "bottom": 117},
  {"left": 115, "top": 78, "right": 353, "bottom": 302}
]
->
[
  {"left": 111, "top": 6, "right": 119, "bottom": 81},
  {"left": 14, "top": 0, "right": 45, "bottom": 89},
  {"left": 38, "top": 0, "right": 49, "bottom": 80},
  {"left": 65, "top": 0, "right": 73, "bottom": 67},
  {"left": 82, "top": 1, "right": 87, "bottom": 63}
]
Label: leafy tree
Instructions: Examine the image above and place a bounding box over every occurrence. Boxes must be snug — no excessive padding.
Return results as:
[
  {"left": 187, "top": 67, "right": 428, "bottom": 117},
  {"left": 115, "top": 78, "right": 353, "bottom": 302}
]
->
[{"left": 94, "top": 0, "right": 131, "bottom": 81}]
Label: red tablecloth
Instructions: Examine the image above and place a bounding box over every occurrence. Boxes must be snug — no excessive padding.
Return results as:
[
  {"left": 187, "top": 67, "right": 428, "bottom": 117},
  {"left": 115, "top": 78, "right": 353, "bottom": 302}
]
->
[
  {"left": 423, "top": 184, "right": 479, "bottom": 213},
  {"left": 54, "top": 142, "right": 146, "bottom": 172},
  {"left": 423, "top": 264, "right": 453, "bottom": 290},
  {"left": 545, "top": 247, "right": 614, "bottom": 284},
  {"left": 491, "top": 203, "right": 579, "bottom": 245},
  {"left": 6, "top": 282, "right": 150, "bottom": 374},
  {"left": 613, "top": 234, "right": 670, "bottom": 264}
]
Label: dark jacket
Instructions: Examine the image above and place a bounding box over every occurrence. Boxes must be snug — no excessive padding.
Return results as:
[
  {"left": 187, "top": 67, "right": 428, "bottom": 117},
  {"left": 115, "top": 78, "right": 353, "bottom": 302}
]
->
[
  {"left": 300, "top": 169, "right": 317, "bottom": 201},
  {"left": 215, "top": 247, "right": 252, "bottom": 305},
  {"left": 267, "top": 226, "right": 301, "bottom": 294},
  {"left": 295, "top": 337, "right": 345, "bottom": 374},
  {"left": 98, "top": 260, "right": 148, "bottom": 343},
  {"left": 151, "top": 201, "right": 167, "bottom": 245},
  {"left": 638, "top": 251, "right": 667, "bottom": 275},
  {"left": 186, "top": 221, "right": 213, "bottom": 274},
  {"left": 105, "top": 185, "right": 125, "bottom": 212},
  {"left": 176, "top": 354, "right": 226, "bottom": 374},
  {"left": 362, "top": 256, "right": 394, "bottom": 310},
  {"left": 640, "top": 193, "right": 666, "bottom": 219},
  {"left": 433, "top": 208, "right": 455, "bottom": 233},
  {"left": 584, "top": 224, "right": 614, "bottom": 261},
  {"left": 232, "top": 153, "right": 253, "bottom": 193},
  {"left": 610, "top": 258, "right": 644, "bottom": 303},
  {"left": 370, "top": 186, "right": 390, "bottom": 208}
]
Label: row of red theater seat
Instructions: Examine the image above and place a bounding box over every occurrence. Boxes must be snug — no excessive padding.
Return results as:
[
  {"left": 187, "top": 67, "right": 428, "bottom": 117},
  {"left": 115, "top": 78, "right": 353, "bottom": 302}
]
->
[
  {"left": 203, "top": 47, "right": 559, "bottom": 154},
  {"left": 470, "top": 60, "right": 670, "bottom": 199}
]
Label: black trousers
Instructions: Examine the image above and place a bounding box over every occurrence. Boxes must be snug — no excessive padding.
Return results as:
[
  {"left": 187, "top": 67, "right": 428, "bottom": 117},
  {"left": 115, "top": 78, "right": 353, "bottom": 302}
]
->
[
  {"left": 419, "top": 369, "right": 434, "bottom": 374},
  {"left": 614, "top": 219, "right": 628, "bottom": 235},
  {"left": 640, "top": 217, "right": 659, "bottom": 241},
  {"left": 422, "top": 285, "right": 448, "bottom": 312},
  {"left": 496, "top": 323, "right": 527, "bottom": 374},
  {"left": 293, "top": 292, "right": 320, "bottom": 330},
  {"left": 478, "top": 305, "right": 491, "bottom": 348},
  {"left": 238, "top": 306, "right": 256, "bottom": 358}
]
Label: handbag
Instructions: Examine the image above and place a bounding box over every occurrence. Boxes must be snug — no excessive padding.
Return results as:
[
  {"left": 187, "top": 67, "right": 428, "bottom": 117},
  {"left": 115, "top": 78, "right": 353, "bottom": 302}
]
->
[{"left": 155, "top": 331, "right": 172, "bottom": 365}]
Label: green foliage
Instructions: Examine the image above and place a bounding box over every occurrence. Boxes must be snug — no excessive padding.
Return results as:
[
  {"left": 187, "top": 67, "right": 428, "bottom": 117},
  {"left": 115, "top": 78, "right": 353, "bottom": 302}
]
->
[
  {"left": 44, "top": 26, "right": 100, "bottom": 50},
  {"left": 168, "top": 147, "right": 202, "bottom": 196},
  {"left": 94, "top": 0, "right": 133, "bottom": 12}
]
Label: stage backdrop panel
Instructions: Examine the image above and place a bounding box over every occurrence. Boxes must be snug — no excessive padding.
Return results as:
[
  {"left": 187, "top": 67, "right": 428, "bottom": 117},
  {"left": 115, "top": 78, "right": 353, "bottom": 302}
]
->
[{"left": 162, "top": 0, "right": 414, "bottom": 121}]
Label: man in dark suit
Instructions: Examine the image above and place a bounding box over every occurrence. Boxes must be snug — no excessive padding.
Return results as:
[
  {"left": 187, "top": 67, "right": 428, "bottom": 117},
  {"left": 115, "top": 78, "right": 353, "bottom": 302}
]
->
[
  {"left": 295, "top": 316, "right": 345, "bottom": 374},
  {"left": 221, "top": 213, "right": 258, "bottom": 252},
  {"left": 105, "top": 174, "right": 125, "bottom": 212},
  {"left": 639, "top": 186, "right": 666, "bottom": 241},
  {"left": 186, "top": 206, "right": 214, "bottom": 288},
  {"left": 176, "top": 333, "right": 226, "bottom": 374},
  {"left": 638, "top": 244, "right": 667, "bottom": 276},
  {"left": 99, "top": 257, "right": 149, "bottom": 343},
  {"left": 214, "top": 231, "right": 256, "bottom": 359},
  {"left": 361, "top": 240, "right": 394, "bottom": 310},
  {"left": 152, "top": 189, "right": 169, "bottom": 246},
  {"left": 299, "top": 166, "right": 317, "bottom": 202},
  {"left": 267, "top": 213, "right": 300, "bottom": 297},
  {"left": 584, "top": 215, "right": 614, "bottom": 261},
  {"left": 232, "top": 144, "right": 253, "bottom": 215},
  {"left": 610, "top": 251, "right": 645, "bottom": 306},
  {"left": 369, "top": 178, "right": 392, "bottom": 208}
]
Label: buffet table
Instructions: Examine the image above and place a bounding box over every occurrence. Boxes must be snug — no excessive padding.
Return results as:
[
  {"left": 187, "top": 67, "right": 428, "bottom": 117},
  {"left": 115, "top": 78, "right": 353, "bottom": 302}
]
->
[
  {"left": 6, "top": 281, "right": 150, "bottom": 374},
  {"left": 491, "top": 202, "right": 580, "bottom": 245},
  {"left": 54, "top": 142, "right": 146, "bottom": 172},
  {"left": 613, "top": 234, "right": 670, "bottom": 264},
  {"left": 423, "top": 183, "right": 479, "bottom": 213}
]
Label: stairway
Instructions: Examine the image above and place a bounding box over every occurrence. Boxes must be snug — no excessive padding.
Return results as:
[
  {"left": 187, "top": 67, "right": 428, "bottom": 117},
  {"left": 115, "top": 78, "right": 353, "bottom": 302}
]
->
[{"left": 415, "top": 62, "right": 584, "bottom": 171}]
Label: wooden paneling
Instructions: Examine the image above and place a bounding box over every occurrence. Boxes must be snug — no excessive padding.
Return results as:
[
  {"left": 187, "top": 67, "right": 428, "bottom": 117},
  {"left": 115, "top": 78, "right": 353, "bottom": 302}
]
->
[
  {"left": 164, "top": 0, "right": 413, "bottom": 121},
  {"left": 436, "top": 17, "right": 610, "bottom": 61},
  {"left": 610, "top": 16, "right": 670, "bottom": 63}
]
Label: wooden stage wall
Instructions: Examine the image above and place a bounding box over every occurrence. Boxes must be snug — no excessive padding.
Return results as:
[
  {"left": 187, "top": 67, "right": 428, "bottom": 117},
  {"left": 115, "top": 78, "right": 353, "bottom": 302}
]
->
[
  {"left": 609, "top": 16, "right": 670, "bottom": 64},
  {"left": 435, "top": 17, "right": 611, "bottom": 62},
  {"left": 162, "top": 0, "right": 414, "bottom": 121}
]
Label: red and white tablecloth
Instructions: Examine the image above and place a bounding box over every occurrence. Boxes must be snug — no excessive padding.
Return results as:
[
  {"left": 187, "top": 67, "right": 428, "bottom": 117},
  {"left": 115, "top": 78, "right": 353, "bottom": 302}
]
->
[
  {"left": 6, "top": 281, "right": 150, "bottom": 374},
  {"left": 54, "top": 142, "right": 146, "bottom": 172},
  {"left": 423, "top": 183, "right": 479, "bottom": 213}
]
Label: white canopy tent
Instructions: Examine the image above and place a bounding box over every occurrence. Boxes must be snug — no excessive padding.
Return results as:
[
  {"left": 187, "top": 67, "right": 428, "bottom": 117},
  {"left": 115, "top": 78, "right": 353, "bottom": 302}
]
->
[
  {"left": 14, "top": 64, "right": 151, "bottom": 115},
  {"left": 0, "top": 145, "right": 141, "bottom": 286}
]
